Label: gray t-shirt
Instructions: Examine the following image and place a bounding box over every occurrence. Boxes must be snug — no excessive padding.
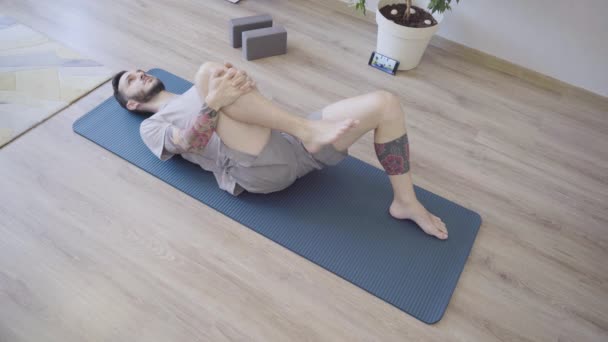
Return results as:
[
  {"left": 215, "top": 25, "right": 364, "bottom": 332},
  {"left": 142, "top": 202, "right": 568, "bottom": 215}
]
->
[{"left": 139, "top": 86, "right": 244, "bottom": 196}]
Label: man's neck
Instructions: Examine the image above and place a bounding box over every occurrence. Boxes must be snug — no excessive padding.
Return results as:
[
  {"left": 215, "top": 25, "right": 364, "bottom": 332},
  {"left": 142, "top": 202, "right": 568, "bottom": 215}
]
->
[{"left": 142, "top": 90, "right": 178, "bottom": 113}]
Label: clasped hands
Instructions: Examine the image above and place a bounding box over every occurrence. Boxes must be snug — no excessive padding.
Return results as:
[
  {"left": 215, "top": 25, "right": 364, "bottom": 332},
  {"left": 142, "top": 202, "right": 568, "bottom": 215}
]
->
[{"left": 204, "top": 61, "right": 257, "bottom": 111}]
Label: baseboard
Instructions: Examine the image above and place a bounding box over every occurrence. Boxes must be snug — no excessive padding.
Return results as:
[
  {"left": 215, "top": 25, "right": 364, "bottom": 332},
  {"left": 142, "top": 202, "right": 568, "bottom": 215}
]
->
[
  {"left": 315, "top": 0, "right": 607, "bottom": 102},
  {"left": 428, "top": 35, "right": 607, "bottom": 103}
]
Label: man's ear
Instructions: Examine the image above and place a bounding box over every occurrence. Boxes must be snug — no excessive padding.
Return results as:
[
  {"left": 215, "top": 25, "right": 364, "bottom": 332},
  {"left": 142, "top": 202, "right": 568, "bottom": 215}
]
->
[{"left": 126, "top": 99, "right": 140, "bottom": 111}]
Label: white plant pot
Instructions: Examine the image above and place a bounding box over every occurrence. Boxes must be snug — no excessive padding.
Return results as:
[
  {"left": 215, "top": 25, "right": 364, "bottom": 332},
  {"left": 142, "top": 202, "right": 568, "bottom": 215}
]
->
[{"left": 376, "top": 0, "right": 443, "bottom": 70}]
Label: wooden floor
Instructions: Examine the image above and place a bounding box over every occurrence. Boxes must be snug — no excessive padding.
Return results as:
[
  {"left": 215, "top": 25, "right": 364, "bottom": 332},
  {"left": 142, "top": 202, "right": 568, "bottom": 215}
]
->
[{"left": 1, "top": 0, "right": 607, "bottom": 341}]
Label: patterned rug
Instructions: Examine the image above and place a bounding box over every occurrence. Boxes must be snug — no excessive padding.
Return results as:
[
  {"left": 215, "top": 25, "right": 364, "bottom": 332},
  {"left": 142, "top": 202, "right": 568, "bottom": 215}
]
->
[{"left": 0, "top": 15, "right": 112, "bottom": 147}]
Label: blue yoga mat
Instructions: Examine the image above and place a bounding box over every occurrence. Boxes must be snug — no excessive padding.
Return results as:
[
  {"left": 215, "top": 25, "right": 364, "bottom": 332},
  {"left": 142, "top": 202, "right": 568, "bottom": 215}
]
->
[{"left": 73, "top": 69, "right": 481, "bottom": 324}]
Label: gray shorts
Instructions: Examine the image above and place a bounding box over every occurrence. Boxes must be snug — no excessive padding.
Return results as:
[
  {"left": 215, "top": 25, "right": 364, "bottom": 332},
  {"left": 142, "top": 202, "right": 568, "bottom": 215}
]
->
[{"left": 217, "top": 110, "right": 348, "bottom": 195}]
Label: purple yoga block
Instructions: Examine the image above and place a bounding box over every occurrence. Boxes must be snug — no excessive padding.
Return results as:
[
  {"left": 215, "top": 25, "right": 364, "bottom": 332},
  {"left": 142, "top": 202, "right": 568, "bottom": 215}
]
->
[
  {"left": 229, "top": 14, "right": 273, "bottom": 48},
  {"left": 242, "top": 26, "right": 287, "bottom": 61}
]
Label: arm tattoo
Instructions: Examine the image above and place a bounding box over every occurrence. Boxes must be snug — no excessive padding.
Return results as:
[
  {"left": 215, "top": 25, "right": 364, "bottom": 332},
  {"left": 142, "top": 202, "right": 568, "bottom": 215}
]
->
[{"left": 167, "top": 103, "right": 219, "bottom": 154}]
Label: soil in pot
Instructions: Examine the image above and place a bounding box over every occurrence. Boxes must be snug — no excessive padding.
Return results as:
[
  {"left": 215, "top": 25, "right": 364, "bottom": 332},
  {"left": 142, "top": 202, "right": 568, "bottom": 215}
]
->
[{"left": 379, "top": 4, "right": 438, "bottom": 28}]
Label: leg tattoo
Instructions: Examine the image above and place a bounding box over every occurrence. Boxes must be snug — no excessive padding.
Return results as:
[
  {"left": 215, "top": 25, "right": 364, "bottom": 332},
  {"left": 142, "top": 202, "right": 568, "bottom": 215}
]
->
[{"left": 374, "top": 133, "right": 410, "bottom": 175}]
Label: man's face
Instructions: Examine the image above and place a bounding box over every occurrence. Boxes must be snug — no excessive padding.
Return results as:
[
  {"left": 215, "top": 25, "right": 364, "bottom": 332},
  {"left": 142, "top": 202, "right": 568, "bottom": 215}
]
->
[{"left": 118, "top": 69, "right": 165, "bottom": 105}]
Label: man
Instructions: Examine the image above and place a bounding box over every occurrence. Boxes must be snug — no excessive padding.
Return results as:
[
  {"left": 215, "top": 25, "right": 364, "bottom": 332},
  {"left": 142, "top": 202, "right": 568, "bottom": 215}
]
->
[{"left": 112, "top": 61, "right": 448, "bottom": 239}]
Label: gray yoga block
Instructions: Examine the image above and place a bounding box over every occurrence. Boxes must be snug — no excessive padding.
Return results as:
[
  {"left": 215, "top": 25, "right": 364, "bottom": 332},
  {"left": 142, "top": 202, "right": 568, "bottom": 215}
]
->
[
  {"left": 242, "top": 25, "right": 287, "bottom": 61},
  {"left": 229, "top": 14, "right": 273, "bottom": 48}
]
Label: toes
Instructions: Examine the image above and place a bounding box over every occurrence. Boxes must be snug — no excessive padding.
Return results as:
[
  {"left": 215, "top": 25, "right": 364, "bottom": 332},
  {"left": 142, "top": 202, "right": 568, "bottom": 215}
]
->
[
  {"left": 431, "top": 216, "right": 448, "bottom": 237},
  {"left": 431, "top": 225, "right": 448, "bottom": 239},
  {"left": 438, "top": 219, "right": 447, "bottom": 230},
  {"left": 437, "top": 231, "right": 448, "bottom": 240},
  {"left": 408, "top": 206, "right": 449, "bottom": 240},
  {"left": 439, "top": 226, "right": 448, "bottom": 238},
  {"left": 435, "top": 217, "right": 445, "bottom": 231},
  {"left": 426, "top": 225, "right": 447, "bottom": 239},
  {"left": 421, "top": 221, "right": 445, "bottom": 240}
]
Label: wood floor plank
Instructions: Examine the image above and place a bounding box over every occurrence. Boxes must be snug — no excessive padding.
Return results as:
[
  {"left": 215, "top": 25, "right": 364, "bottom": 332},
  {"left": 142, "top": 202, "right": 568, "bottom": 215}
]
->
[{"left": 1, "top": 0, "right": 607, "bottom": 341}]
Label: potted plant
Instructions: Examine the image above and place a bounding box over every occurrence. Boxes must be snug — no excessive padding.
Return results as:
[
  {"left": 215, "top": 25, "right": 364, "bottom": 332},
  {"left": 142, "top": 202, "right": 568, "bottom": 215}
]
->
[{"left": 351, "top": 0, "right": 460, "bottom": 70}]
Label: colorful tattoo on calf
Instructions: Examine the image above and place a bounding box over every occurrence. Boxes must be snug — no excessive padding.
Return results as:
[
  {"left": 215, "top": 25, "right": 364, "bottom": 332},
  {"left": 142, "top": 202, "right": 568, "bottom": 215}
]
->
[{"left": 374, "top": 133, "right": 410, "bottom": 175}]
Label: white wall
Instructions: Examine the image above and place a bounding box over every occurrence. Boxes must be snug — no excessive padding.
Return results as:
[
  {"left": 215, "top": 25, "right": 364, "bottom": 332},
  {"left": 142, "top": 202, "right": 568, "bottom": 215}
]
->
[{"left": 349, "top": 0, "right": 608, "bottom": 97}]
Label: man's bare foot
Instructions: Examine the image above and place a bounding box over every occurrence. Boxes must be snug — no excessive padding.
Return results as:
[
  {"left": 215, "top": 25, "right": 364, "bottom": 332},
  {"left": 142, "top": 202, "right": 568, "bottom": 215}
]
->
[
  {"left": 389, "top": 198, "right": 448, "bottom": 240},
  {"left": 302, "top": 119, "right": 359, "bottom": 154}
]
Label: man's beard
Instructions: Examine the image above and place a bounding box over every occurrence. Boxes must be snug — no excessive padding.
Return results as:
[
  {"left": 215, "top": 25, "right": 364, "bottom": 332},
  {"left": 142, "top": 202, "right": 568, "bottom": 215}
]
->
[{"left": 134, "top": 78, "right": 166, "bottom": 103}]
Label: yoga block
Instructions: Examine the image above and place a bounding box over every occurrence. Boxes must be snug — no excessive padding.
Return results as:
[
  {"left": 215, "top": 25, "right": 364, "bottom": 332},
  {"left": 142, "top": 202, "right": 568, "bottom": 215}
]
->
[
  {"left": 229, "top": 14, "right": 273, "bottom": 48},
  {"left": 242, "top": 26, "right": 287, "bottom": 61}
]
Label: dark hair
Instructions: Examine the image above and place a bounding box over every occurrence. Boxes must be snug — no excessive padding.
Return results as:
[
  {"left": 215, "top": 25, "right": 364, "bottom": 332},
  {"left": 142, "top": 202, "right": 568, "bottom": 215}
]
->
[
  {"left": 112, "top": 71, "right": 128, "bottom": 108},
  {"left": 111, "top": 70, "right": 151, "bottom": 116}
]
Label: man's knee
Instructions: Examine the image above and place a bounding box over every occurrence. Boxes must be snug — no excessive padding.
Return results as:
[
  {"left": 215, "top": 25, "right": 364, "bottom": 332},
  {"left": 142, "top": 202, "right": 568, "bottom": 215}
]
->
[
  {"left": 374, "top": 90, "right": 403, "bottom": 121},
  {"left": 197, "top": 61, "right": 223, "bottom": 75},
  {"left": 195, "top": 62, "right": 223, "bottom": 84},
  {"left": 194, "top": 62, "right": 225, "bottom": 97},
  {"left": 374, "top": 90, "right": 399, "bottom": 108}
]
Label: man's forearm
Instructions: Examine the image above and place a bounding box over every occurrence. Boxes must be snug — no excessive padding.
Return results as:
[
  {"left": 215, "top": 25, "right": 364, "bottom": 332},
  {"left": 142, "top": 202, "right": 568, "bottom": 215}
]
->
[{"left": 170, "top": 102, "right": 220, "bottom": 153}]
